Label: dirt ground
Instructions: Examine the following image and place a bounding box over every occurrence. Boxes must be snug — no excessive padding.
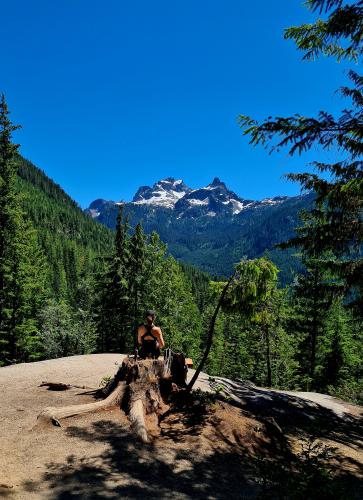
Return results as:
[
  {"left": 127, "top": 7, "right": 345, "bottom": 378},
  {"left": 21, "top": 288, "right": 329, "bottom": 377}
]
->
[{"left": 0, "top": 354, "right": 362, "bottom": 499}]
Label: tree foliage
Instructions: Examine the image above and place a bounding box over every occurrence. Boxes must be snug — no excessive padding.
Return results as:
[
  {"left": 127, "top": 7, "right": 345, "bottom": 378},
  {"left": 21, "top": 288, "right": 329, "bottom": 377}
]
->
[
  {"left": 285, "top": 0, "right": 363, "bottom": 62},
  {"left": 239, "top": 1, "right": 362, "bottom": 315},
  {"left": 0, "top": 95, "right": 47, "bottom": 364},
  {"left": 94, "top": 206, "right": 202, "bottom": 358}
]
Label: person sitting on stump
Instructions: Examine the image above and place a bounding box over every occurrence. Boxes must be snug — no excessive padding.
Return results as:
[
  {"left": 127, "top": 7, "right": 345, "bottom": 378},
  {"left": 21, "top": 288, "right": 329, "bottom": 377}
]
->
[{"left": 137, "top": 310, "right": 165, "bottom": 359}]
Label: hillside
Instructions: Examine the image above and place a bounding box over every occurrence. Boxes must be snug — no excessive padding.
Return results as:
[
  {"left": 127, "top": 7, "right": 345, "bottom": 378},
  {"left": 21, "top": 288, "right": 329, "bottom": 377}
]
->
[
  {"left": 16, "top": 155, "right": 115, "bottom": 300},
  {"left": 17, "top": 155, "right": 114, "bottom": 253},
  {"left": 0, "top": 355, "right": 362, "bottom": 499}
]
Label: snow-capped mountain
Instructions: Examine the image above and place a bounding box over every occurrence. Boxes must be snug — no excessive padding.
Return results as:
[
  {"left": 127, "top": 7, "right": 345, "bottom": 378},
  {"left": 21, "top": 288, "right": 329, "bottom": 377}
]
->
[
  {"left": 174, "top": 177, "right": 258, "bottom": 217},
  {"left": 129, "top": 176, "right": 288, "bottom": 218},
  {"left": 86, "top": 177, "right": 291, "bottom": 220},
  {"left": 85, "top": 177, "right": 314, "bottom": 280},
  {"left": 132, "top": 178, "right": 191, "bottom": 209}
]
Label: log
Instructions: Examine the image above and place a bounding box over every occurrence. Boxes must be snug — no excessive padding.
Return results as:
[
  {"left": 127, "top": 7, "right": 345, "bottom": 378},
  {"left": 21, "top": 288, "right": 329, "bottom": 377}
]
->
[
  {"left": 37, "top": 381, "right": 126, "bottom": 426},
  {"left": 37, "top": 354, "right": 188, "bottom": 443},
  {"left": 39, "top": 382, "right": 95, "bottom": 391}
]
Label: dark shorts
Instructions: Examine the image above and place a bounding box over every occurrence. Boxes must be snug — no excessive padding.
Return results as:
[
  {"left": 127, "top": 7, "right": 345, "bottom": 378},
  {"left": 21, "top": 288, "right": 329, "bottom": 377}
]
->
[{"left": 139, "top": 340, "right": 160, "bottom": 359}]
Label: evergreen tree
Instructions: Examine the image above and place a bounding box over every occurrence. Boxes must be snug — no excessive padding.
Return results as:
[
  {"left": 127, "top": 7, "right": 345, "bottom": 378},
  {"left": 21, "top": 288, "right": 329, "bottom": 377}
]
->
[
  {"left": 64, "top": 244, "right": 78, "bottom": 305},
  {"left": 288, "top": 254, "right": 336, "bottom": 389},
  {"left": 13, "top": 219, "right": 48, "bottom": 360},
  {"left": 151, "top": 255, "right": 202, "bottom": 359},
  {"left": 189, "top": 257, "right": 280, "bottom": 391},
  {"left": 0, "top": 94, "right": 21, "bottom": 360},
  {"left": 94, "top": 204, "right": 130, "bottom": 352},
  {"left": 226, "top": 258, "right": 280, "bottom": 387},
  {"left": 239, "top": 0, "right": 363, "bottom": 314},
  {"left": 128, "top": 222, "right": 147, "bottom": 345},
  {"left": 0, "top": 95, "right": 47, "bottom": 364},
  {"left": 94, "top": 219, "right": 203, "bottom": 358}
]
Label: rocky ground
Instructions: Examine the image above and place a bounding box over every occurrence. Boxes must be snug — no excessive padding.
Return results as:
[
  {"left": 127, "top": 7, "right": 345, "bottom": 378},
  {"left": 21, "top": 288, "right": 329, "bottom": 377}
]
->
[{"left": 0, "top": 354, "right": 362, "bottom": 499}]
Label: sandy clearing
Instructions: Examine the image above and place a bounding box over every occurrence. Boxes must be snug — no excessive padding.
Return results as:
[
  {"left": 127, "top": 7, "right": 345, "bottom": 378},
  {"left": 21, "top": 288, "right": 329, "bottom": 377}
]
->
[
  {"left": 0, "top": 354, "right": 124, "bottom": 498},
  {"left": 0, "top": 354, "right": 362, "bottom": 499}
]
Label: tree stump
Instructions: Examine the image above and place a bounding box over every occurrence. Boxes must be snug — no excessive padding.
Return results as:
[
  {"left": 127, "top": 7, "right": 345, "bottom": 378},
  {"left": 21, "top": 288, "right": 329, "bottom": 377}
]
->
[{"left": 37, "top": 355, "right": 187, "bottom": 443}]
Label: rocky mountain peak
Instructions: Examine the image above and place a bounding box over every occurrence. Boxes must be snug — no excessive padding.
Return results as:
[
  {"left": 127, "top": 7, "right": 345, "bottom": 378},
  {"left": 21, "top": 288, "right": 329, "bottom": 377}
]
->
[
  {"left": 208, "top": 177, "right": 226, "bottom": 189},
  {"left": 132, "top": 178, "right": 191, "bottom": 209}
]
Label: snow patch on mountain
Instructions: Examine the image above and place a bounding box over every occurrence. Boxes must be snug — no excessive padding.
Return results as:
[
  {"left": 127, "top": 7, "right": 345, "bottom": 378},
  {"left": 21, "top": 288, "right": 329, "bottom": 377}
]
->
[
  {"left": 187, "top": 198, "right": 209, "bottom": 206},
  {"left": 88, "top": 209, "right": 100, "bottom": 218},
  {"left": 260, "top": 196, "right": 288, "bottom": 206},
  {"left": 132, "top": 177, "right": 191, "bottom": 208}
]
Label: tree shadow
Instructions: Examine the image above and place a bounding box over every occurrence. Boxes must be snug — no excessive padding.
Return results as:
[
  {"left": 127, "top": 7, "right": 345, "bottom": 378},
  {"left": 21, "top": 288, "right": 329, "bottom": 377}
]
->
[
  {"left": 22, "top": 380, "right": 363, "bottom": 499},
  {"left": 211, "top": 379, "right": 363, "bottom": 487},
  {"left": 22, "top": 419, "right": 258, "bottom": 499}
]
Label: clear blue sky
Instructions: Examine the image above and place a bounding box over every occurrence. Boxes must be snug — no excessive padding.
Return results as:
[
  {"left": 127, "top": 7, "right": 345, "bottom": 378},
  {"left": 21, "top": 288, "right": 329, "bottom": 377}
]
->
[{"left": 1, "top": 0, "right": 352, "bottom": 207}]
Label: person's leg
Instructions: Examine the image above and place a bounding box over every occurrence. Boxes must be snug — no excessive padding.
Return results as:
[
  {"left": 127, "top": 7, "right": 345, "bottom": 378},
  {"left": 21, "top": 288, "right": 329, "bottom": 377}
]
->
[
  {"left": 153, "top": 341, "right": 160, "bottom": 359},
  {"left": 139, "top": 344, "right": 147, "bottom": 359},
  {"left": 139, "top": 340, "right": 159, "bottom": 359}
]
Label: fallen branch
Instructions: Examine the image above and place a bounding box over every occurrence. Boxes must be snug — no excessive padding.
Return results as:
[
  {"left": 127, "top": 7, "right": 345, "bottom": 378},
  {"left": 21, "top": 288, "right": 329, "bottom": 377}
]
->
[
  {"left": 38, "top": 381, "right": 126, "bottom": 424},
  {"left": 39, "top": 382, "right": 97, "bottom": 391}
]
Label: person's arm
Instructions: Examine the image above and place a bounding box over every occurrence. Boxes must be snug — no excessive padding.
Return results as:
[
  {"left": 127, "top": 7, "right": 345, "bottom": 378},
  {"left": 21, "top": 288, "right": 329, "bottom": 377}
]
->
[
  {"left": 157, "top": 327, "right": 165, "bottom": 348},
  {"left": 137, "top": 326, "right": 143, "bottom": 345}
]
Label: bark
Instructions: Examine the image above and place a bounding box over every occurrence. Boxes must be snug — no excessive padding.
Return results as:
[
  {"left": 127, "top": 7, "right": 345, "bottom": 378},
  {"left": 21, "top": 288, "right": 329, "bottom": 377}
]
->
[
  {"left": 265, "top": 326, "right": 272, "bottom": 387},
  {"left": 187, "top": 272, "right": 236, "bottom": 392},
  {"left": 37, "top": 355, "right": 186, "bottom": 443}
]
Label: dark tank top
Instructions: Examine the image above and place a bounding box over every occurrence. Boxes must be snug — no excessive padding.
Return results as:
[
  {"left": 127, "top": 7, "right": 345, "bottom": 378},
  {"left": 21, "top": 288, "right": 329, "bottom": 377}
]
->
[{"left": 141, "top": 324, "right": 157, "bottom": 342}]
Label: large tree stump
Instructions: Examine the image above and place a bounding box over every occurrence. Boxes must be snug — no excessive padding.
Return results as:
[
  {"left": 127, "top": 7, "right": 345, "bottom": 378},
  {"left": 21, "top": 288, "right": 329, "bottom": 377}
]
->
[{"left": 37, "top": 354, "right": 187, "bottom": 443}]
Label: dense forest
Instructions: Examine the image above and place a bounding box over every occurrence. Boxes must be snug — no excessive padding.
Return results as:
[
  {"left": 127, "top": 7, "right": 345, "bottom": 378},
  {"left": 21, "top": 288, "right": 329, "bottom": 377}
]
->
[{"left": 0, "top": 0, "right": 361, "bottom": 408}]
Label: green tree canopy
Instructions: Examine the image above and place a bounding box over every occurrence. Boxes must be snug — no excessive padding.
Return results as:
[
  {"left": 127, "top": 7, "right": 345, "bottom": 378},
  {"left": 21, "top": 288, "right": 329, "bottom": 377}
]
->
[{"left": 239, "top": 0, "right": 362, "bottom": 314}]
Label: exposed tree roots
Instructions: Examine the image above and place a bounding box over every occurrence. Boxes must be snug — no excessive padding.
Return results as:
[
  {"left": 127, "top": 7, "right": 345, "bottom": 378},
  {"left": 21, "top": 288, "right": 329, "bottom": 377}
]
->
[{"left": 37, "top": 356, "right": 187, "bottom": 442}]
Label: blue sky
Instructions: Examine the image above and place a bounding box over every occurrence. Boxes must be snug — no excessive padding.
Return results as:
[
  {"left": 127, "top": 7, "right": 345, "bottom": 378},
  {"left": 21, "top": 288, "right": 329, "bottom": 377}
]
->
[{"left": 1, "top": 0, "right": 352, "bottom": 207}]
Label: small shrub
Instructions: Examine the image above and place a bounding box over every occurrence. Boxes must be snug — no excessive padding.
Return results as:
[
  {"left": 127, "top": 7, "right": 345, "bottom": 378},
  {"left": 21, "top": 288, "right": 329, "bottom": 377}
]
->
[
  {"left": 190, "top": 388, "right": 217, "bottom": 408},
  {"left": 251, "top": 436, "right": 350, "bottom": 499},
  {"left": 327, "top": 380, "right": 363, "bottom": 406},
  {"left": 99, "top": 375, "right": 112, "bottom": 388}
]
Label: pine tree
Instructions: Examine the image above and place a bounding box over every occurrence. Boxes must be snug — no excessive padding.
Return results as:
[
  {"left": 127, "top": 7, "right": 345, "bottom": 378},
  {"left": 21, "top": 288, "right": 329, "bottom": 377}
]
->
[
  {"left": 64, "top": 244, "right": 78, "bottom": 305},
  {"left": 14, "top": 219, "right": 48, "bottom": 360},
  {"left": 0, "top": 94, "right": 21, "bottom": 360},
  {"left": 128, "top": 222, "right": 147, "bottom": 346},
  {"left": 290, "top": 262, "right": 334, "bottom": 388},
  {"left": 0, "top": 95, "right": 47, "bottom": 364},
  {"left": 239, "top": 0, "right": 363, "bottom": 314},
  {"left": 231, "top": 258, "right": 280, "bottom": 387},
  {"left": 94, "top": 204, "right": 131, "bottom": 352}
]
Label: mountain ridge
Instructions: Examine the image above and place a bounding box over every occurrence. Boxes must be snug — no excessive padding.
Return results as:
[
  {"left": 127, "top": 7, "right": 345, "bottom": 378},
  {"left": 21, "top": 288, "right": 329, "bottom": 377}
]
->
[{"left": 86, "top": 176, "right": 296, "bottom": 220}]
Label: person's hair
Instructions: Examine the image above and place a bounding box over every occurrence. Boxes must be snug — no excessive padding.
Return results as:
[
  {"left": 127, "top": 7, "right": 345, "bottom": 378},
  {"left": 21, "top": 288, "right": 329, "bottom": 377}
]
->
[{"left": 145, "top": 309, "right": 156, "bottom": 318}]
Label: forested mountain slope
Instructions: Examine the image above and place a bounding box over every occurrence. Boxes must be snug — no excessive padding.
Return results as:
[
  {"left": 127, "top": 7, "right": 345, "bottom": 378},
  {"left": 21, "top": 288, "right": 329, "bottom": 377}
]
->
[{"left": 16, "top": 155, "right": 114, "bottom": 301}]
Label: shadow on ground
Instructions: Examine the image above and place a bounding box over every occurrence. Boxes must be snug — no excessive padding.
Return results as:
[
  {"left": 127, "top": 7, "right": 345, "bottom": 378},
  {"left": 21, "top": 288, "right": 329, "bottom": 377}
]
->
[
  {"left": 22, "top": 419, "right": 257, "bottom": 499},
  {"left": 21, "top": 381, "right": 363, "bottom": 499},
  {"left": 213, "top": 379, "right": 363, "bottom": 452}
]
